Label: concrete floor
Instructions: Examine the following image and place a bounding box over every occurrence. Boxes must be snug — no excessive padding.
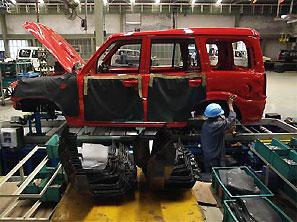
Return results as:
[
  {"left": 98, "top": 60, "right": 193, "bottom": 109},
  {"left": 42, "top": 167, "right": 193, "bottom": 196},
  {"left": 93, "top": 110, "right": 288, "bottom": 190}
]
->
[
  {"left": 1, "top": 71, "right": 296, "bottom": 121},
  {"left": 0, "top": 100, "right": 26, "bottom": 122},
  {"left": 265, "top": 71, "right": 297, "bottom": 119}
]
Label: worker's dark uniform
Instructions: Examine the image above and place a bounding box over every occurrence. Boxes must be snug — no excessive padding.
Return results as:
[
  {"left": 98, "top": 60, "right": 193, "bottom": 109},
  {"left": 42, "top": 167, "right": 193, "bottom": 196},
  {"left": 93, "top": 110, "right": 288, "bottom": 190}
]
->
[{"left": 201, "top": 111, "right": 236, "bottom": 173}]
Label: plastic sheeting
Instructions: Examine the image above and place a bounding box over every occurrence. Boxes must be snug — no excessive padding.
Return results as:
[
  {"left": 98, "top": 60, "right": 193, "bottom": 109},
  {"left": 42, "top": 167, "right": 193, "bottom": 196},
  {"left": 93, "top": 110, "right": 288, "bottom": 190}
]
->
[
  {"left": 13, "top": 73, "right": 79, "bottom": 116},
  {"left": 148, "top": 77, "right": 205, "bottom": 122},
  {"left": 78, "top": 143, "right": 109, "bottom": 170},
  {"left": 84, "top": 78, "right": 143, "bottom": 121}
]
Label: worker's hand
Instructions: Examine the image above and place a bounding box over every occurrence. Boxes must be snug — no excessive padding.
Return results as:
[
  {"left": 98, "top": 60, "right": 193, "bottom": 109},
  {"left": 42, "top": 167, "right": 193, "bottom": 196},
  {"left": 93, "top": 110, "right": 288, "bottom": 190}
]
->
[{"left": 227, "top": 95, "right": 237, "bottom": 105}]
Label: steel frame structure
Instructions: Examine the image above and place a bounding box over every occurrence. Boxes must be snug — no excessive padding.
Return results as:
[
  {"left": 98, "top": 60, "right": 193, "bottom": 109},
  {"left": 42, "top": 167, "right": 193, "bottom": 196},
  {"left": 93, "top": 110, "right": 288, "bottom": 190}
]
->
[
  {"left": 70, "top": 118, "right": 297, "bottom": 143},
  {"left": 0, "top": 145, "right": 62, "bottom": 221},
  {"left": 7, "top": 2, "right": 294, "bottom": 15}
]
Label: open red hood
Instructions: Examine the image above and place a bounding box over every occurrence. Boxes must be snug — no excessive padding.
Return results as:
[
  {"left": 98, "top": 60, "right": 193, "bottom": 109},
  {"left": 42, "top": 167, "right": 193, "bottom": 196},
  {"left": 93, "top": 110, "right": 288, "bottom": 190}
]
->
[{"left": 23, "top": 21, "right": 85, "bottom": 73}]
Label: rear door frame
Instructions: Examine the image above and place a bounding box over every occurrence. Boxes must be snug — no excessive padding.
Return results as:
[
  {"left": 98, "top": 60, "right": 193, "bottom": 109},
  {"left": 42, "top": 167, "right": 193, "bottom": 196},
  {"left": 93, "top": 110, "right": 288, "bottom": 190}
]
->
[{"left": 145, "top": 35, "right": 206, "bottom": 123}]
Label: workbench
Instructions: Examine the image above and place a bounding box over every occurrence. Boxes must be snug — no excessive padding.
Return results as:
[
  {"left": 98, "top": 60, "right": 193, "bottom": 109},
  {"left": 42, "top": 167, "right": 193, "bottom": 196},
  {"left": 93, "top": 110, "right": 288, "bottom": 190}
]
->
[{"left": 51, "top": 172, "right": 204, "bottom": 222}]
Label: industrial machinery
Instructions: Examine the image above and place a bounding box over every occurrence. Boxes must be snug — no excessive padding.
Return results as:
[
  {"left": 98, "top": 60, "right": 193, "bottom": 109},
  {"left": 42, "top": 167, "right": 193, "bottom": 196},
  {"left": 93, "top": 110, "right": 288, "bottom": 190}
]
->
[
  {"left": 0, "top": 138, "right": 66, "bottom": 221},
  {"left": 0, "top": 127, "right": 24, "bottom": 149},
  {"left": 51, "top": 118, "right": 297, "bottom": 200},
  {"left": 10, "top": 22, "right": 270, "bottom": 199}
]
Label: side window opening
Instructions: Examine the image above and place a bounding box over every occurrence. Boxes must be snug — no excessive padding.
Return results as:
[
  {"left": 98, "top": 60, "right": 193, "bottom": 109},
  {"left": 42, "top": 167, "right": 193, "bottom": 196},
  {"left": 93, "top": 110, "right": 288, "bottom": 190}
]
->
[
  {"left": 18, "top": 49, "right": 31, "bottom": 58},
  {"left": 111, "top": 44, "right": 141, "bottom": 67},
  {"left": 97, "top": 40, "right": 142, "bottom": 73},
  {"left": 232, "top": 41, "right": 249, "bottom": 67},
  {"left": 150, "top": 38, "right": 201, "bottom": 72},
  {"left": 32, "top": 50, "right": 38, "bottom": 58},
  {"left": 206, "top": 39, "right": 251, "bottom": 71}
]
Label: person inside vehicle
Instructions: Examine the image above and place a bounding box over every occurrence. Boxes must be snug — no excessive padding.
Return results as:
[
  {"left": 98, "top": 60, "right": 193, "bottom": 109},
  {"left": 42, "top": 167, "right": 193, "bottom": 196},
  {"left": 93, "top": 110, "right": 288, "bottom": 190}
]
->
[{"left": 201, "top": 95, "right": 237, "bottom": 175}]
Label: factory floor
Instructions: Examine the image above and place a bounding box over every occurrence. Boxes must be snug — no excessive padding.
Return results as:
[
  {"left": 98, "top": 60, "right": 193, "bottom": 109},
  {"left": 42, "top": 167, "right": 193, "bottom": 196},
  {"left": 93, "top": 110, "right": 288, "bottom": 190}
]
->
[
  {"left": 51, "top": 170, "right": 223, "bottom": 222},
  {"left": 0, "top": 71, "right": 296, "bottom": 221},
  {"left": 264, "top": 71, "right": 297, "bottom": 118},
  {"left": 1, "top": 71, "right": 297, "bottom": 122}
]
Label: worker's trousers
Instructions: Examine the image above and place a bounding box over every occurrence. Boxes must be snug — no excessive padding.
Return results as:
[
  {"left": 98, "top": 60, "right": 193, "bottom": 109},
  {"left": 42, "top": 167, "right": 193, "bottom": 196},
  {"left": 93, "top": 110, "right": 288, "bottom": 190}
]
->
[{"left": 203, "top": 157, "right": 220, "bottom": 173}]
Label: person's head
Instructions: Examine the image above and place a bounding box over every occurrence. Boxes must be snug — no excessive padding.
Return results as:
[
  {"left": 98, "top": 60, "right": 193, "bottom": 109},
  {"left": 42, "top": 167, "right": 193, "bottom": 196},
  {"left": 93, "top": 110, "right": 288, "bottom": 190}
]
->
[{"left": 204, "top": 103, "right": 224, "bottom": 119}]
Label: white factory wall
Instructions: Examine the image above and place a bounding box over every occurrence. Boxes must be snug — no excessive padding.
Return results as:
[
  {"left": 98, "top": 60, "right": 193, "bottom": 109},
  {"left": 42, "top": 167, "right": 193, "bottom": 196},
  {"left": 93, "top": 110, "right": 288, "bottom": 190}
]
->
[
  {"left": 136, "top": 14, "right": 236, "bottom": 31},
  {"left": 176, "top": 14, "right": 235, "bottom": 28},
  {"left": 1, "top": 13, "right": 295, "bottom": 59},
  {"left": 140, "top": 14, "right": 172, "bottom": 31},
  {"left": 3, "top": 13, "right": 293, "bottom": 35},
  {"left": 238, "top": 16, "right": 291, "bottom": 35},
  {"left": 5, "top": 14, "right": 121, "bottom": 35},
  {"left": 263, "top": 40, "right": 286, "bottom": 60}
]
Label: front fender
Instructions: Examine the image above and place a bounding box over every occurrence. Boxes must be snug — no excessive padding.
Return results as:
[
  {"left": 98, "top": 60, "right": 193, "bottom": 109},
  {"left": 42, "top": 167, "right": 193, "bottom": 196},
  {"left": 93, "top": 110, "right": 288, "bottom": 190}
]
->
[{"left": 12, "top": 73, "right": 79, "bottom": 116}]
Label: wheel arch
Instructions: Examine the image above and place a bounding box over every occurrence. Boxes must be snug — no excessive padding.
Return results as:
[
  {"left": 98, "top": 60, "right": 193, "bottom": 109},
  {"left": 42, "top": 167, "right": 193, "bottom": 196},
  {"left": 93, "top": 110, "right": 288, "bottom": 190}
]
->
[
  {"left": 197, "top": 92, "right": 242, "bottom": 120},
  {"left": 16, "top": 97, "right": 62, "bottom": 113}
]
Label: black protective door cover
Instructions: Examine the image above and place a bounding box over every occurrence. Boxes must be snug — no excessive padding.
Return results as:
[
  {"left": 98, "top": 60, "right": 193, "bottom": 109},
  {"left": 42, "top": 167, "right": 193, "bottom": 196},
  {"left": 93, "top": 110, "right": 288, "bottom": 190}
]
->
[
  {"left": 148, "top": 74, "right": 205, "bottom": 122},
  {"left": 84, "top": 76, "right": 143, "bottom": 121}
]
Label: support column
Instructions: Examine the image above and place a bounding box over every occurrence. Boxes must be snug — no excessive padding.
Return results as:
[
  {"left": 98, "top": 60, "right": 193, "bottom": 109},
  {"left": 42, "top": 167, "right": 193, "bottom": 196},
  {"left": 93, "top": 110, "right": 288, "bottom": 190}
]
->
[
  {"left": 234, "top": 14, "right": 240, "bottom": 27},
  {"left": 120, "top": 12, "right": 124, "bottom": 33},
  {"left": 94, "top": 0, "right": 104, "bottom": 48},
  {"left": 0, "top": 14, "right": 10, "bottom": 58}
]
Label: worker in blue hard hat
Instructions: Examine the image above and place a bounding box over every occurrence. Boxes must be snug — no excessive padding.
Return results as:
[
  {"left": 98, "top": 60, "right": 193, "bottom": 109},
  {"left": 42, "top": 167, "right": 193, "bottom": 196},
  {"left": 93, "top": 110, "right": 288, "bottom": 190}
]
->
[{"left": 201, "top": 95, "right": 237, "bottom": 175}]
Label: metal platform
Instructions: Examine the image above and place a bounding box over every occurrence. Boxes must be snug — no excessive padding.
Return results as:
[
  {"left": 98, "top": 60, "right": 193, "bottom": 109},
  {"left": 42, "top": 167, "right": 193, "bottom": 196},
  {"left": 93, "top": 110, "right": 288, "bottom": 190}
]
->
[
  {"left": 69, "top": 118, "right": 297, "bottom": 143},
  {"left": 0, "top": 145, "right": 63, "bottom": 221},
  {"left": 0, "top": 119, "right": 66, "bottom": 145}
]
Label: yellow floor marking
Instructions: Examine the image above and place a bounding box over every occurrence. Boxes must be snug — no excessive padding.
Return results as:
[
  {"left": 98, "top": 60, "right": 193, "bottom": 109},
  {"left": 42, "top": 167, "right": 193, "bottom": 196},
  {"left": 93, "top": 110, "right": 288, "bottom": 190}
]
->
[{"left": 52, "top": 172, "right": 203, "bottom": 222}]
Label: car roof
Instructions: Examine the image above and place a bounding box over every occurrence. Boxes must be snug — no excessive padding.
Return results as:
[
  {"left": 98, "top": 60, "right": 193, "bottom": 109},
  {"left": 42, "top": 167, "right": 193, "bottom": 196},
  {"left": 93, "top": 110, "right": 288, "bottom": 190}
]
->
[{"left": 109, "top": 27, "right": 260, "bottom": 39}]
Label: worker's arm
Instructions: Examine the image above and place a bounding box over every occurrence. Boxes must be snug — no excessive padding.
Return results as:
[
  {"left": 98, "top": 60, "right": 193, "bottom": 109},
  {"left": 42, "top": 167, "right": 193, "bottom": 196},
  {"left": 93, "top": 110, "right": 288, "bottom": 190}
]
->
[{"left": 223, "top": 95, "right": 237, "bottom": 131}]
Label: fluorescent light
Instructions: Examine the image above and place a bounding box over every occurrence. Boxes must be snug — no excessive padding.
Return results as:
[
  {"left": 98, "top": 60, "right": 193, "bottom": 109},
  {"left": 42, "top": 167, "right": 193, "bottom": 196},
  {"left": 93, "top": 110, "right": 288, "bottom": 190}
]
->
[
  {"left": 215, "top": 0, "right": 222, "bottom": 6},
  {"left": 130, "top": 0, "right": 135, "bottom": 5},
  {"left": 287, "top": 19, "right": 297, "bottom": 23},
  {"left": 103, "top": 0, "right": 108, "bottom": 5},
  {"left": 191, "top": 0, "right": 195, "bottom": 6},
  {"left": 39, "top": 0, "right": 44, "bottom": 4},
  {"left": 10, "top": 0, "right": 17, "bottom": 4},
  {"left": 155, "top": 0, "right": 160, "bottom": 4}
]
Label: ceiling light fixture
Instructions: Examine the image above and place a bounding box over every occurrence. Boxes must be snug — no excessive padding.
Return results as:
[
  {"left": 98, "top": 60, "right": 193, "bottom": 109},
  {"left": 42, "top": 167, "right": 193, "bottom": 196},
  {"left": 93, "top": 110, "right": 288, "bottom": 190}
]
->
[
  {"left": 215, "top": 0, "right": 222, "bottom": 6},
  {"left": 39, "top": 0, "right": 44, "bottom": 4},
  {"left": 10, "top": 0, "right": 17, "bottom": 4},
  {"left": 155, "top": 0, "right": 160, "bottom": 4},
  {"left": 191, "top": 0, "right": 195, "bottom": 6},
  {"left": 102, "top": 0, "right": 108, "bottom": 6},
  {"left": 287, "top": 19, "right": 297, "bottom": 23}
]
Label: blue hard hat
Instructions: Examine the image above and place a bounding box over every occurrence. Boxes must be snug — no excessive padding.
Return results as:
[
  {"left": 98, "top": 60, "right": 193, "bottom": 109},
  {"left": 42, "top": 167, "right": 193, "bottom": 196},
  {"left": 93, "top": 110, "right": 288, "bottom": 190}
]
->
[{"left": 204, "top": 103, "right": 224, "bottom": 118}]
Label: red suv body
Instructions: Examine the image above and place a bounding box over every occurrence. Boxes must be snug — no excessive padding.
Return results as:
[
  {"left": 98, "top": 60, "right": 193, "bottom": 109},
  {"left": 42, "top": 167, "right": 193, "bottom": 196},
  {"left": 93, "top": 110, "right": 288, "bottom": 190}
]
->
[{"left": 12, "top": 22, "right": 266, "bottom": 128}]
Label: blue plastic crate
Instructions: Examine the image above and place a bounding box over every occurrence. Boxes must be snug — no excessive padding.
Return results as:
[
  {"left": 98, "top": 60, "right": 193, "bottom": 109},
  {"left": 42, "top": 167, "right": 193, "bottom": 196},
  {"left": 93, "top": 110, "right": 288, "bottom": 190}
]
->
[
  {"left": 20, "top": 146, "right": 47, "bottom": 175},
  {"left": 1, "top": 148, "right": 20, "bottom": 175}
]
